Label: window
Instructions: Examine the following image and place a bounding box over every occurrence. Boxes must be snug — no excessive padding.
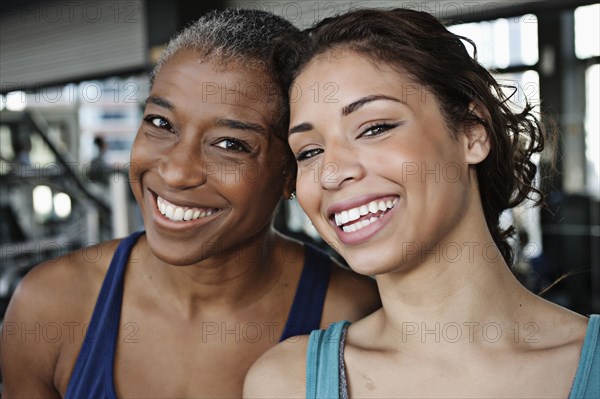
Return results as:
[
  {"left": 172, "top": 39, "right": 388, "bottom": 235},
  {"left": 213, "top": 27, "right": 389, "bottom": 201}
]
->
[
  {"left": 575, "top": 4, "right": 600, "bottom": 199},
  {"left": 448, "top": 14, "right": 538, "bottom": 69},
  {"left": 585, "top": 64, "right": 599, "bottom": 199},
  {"left": 575, "top": 4, "right": 600, "bottom": 59}
]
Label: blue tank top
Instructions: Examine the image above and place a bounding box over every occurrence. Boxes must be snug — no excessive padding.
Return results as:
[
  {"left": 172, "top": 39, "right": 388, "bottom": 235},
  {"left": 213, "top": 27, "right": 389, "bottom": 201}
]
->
[
  {"left": 307, "top": 316, "right": 600, "bottom": 399},
  {"left": 65, "top": 231, "right": 331, "bottom": 398}
]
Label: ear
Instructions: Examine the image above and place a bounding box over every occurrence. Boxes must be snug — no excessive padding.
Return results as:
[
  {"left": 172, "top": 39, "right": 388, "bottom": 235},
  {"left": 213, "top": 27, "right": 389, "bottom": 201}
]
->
[{"left": 462, "top": 103, "right": 491, "bottom": 165}]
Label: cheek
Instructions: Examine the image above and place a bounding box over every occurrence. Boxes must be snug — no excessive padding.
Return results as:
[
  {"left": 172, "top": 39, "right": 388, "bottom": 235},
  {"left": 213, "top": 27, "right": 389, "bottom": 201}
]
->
[
  {"left": 128, "top": 135, "right": 146, "bottom": 182},
  {"left": 222, "top": 160, "right": 285, "bottom": 204},
  {"left": 295, "top": 171, "right": 326, "bottom": 229},
  {"left": 380, "top": 141, "right": 447, "bottom": 185},
  {"left": 129, "top": 133, "right": 153, "bottom": 169}
]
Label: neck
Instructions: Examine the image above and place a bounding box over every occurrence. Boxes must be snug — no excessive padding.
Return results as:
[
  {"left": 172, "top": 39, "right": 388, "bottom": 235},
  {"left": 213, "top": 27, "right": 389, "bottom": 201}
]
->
[
  {"left": 137, "top": 227, "right": 287, "bottom": 317},
  {"left": 377, "top": 247, "right": 523, "bottom": 321},
  {"left": 374, "top": 215, "right": 531, "bottom": 347}
]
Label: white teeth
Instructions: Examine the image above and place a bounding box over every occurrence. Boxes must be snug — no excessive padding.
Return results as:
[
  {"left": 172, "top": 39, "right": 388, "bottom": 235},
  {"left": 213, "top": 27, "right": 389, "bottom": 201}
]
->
[
  {"left": 341, "top": 215, "right": 378, "bottom": 233},
  {"left": 156, "top": 195, "right": 218, "bottom": 222},
  {"left": 368, "top": 201, "right": 379, "bottom": 214},
  {"left": 173, "top": 207, "right": 184, "bottom": 221},
  {"left": 359, "top": 205, "right": 369, "bottom": 216},
  {"left": 334, "top": 198, "right": 399, "bottom": 230},
  {"left": 340, "top": 210, "right": 350, "bottom": 224}
]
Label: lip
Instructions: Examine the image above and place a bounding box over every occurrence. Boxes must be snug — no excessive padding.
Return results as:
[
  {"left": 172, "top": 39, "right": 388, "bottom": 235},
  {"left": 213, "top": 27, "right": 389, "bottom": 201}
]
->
[
  {"left": 326, "top": 194, "right": 400, "bottom": 246},
  {"left": 147, "top": 189, "right": 223, "bottom": 231}
]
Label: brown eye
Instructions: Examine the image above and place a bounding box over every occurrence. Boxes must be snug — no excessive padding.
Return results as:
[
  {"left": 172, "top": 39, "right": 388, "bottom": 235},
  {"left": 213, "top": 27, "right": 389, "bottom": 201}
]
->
[
  {"left": 144, "top": 115, "right": 174, "bottom": 132},
  {"left": 359, "top": 122, "right": 401, "bottom": 138},
  {"left": 214, "top": 138, "right": 251, "bottom": 153},
  {"left": 296, "top": 148, "right": 323, "bottom": 161}
]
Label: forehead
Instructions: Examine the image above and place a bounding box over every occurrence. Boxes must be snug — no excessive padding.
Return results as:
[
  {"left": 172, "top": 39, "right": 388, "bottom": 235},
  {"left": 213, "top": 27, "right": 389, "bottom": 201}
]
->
[
  {"left": 292, "top": 50, "right": 430, "bottom": 113},
  {"left": 298, "top": 50, "right": 415, "bottom": 96},
  {"left": 152, "top": 49, "right": 281, "bottom": 118}
]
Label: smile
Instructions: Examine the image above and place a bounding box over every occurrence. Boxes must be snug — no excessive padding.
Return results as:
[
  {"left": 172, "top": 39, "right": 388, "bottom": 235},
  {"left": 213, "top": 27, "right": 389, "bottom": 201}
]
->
[
  {"left": 332, "top": 197, "right": 398, "bottom": 233},
  {"left": 156, "top": 195, "right": 221, "bottom": 222}
]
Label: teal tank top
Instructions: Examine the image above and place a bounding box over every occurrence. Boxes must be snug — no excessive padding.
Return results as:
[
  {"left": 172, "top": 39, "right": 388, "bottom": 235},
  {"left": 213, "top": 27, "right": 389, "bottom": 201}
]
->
[
  {"left": 306, "top": 315, "right": 600, "bottom": 398},
  {"left": 570, "top": 314, "right": 600, "bottom": 398}
]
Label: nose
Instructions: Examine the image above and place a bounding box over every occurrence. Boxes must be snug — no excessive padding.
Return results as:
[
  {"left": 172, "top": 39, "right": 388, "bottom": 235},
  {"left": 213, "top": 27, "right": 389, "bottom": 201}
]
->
[
  {"left": 158, "top": 141, "right": 207, "bottom": 190},
  {"left": 320, "top": 139, "right": 365, "bottom": 190}
]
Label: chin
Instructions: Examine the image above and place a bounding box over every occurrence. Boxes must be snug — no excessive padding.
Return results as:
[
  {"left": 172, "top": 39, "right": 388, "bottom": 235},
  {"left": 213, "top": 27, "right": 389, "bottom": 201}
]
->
[
  {"left": 346, "top": 257, "right": 397, "bottom": 276},
  {"left": 341, "top": 242, "right": 416, "bottom": 277},
  {"left": 151, "top": 247, "right": 204, "bottom": 266},
  {"left": 144, "top": 231, "right": 205, "bottom": 266},
  {"left": 156, "top": 248, "right": 221, "bottom": 266}
]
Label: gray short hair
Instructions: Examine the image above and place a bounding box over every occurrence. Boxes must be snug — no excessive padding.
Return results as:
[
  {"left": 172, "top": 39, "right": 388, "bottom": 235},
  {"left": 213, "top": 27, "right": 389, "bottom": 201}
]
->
[{"left": 151, "top": 8, "right": 298, "bottom": 86}]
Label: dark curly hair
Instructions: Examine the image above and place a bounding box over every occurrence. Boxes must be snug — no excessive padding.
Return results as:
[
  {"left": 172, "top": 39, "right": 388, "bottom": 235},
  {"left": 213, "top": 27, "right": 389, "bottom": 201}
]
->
[{"left": 273, "top": 8, "right": 548, "bottom": 267}]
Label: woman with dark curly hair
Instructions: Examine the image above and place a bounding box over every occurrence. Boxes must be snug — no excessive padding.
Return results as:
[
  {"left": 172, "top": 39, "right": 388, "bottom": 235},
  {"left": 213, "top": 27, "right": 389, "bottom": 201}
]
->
[{"left": 245, "top": 8, "right": 598, "bottom": 398}]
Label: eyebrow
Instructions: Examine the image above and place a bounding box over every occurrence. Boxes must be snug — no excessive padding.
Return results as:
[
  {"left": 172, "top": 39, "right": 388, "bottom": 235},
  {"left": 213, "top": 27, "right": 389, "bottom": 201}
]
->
[
  {"left": 145, "top": 96, "right": 266, "bottom": 135},
  {"left": 341, "top": 95, "right": 405, "bottom": 116},
  {"left": 215, "top": 118, "right": 267, "bottom": 136},
  {"left": 289, "top": 94, "right": 406, "bottom": 136},
  {"left": 288, "top": 122, "right": 314, "bottom": 136},
  {"left": 145, "top": 95, "right": 174, "bottom": 110}
]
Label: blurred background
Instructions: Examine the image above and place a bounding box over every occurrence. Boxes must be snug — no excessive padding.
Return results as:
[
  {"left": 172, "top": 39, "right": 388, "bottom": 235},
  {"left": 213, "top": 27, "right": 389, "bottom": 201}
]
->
[{"left": 0, "top": 0, "right": 598, "bottom": 339}]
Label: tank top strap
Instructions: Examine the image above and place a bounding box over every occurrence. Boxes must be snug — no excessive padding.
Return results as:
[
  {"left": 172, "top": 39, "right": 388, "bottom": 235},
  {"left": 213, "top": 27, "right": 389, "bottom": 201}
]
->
[
  {"left": 306, "top": 320, "right": 350, "bottom": 399},
  {"left": 569, "top": 314, "right": 600, "bottom": 398},
  {"left": 65, "top": 231, "right": 144, "bottom": 399},
  {"left": 280, "top": 243, "right": 333, "bottom": 341}
]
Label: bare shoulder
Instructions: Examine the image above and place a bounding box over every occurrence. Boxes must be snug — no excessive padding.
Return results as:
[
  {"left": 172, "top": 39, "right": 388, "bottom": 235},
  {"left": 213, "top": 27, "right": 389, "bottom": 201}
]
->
[
  {"left": 529, "top": 296, "right": 591, "bottom": 347},
  {"left": 511, "top": 299, "right": 593, "bottom": 396},
  {"left": 322, "top": 257, "right": 381, "bottom": 327},
  {"left": 0, "top": 239, "right": 120, "bottom": 396},
  {"left": 8, "top": 238, "right": 120, "bottom": 318},
  {"left": 243, "top": 335, "right": 309, "bottom": 398}
]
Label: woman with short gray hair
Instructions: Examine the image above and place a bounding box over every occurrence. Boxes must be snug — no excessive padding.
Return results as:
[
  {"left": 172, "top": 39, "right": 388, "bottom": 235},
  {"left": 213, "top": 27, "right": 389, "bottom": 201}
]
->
[{"left": 1, "top": 9, "right": 380, "bottom": 398}]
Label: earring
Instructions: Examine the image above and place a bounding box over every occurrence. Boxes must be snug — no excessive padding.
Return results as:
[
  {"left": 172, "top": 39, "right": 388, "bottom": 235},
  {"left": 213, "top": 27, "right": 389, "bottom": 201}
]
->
[{"left": 288, "top": 192, "right": 296, "bottom": 200}]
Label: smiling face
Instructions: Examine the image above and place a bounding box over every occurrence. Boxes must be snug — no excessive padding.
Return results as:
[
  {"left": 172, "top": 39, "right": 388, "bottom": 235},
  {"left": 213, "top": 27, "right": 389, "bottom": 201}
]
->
[
  {"left": 130, "top": 49, "right": 290, "bottom": 265},
  {"left": 289, "top": 50, "right": 488, "bottom": 275}
]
